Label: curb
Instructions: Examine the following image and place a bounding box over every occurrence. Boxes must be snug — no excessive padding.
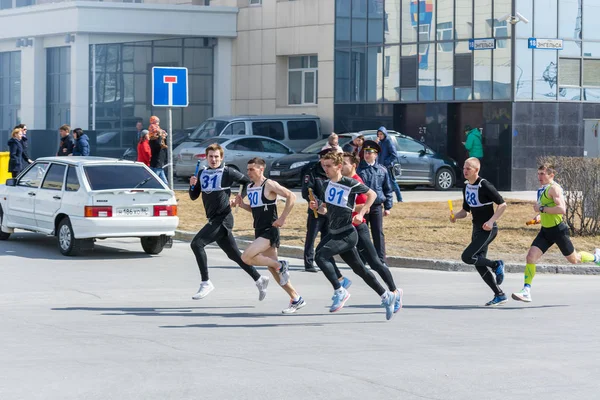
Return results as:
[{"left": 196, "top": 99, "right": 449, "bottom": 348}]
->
[{"left": 174, "top": 230, "right": 600, "bottom": 276}]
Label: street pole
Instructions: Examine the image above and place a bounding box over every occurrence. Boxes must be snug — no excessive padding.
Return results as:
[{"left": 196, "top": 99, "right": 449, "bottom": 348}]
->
[{"left": 168, "top": 107, "right": 173, "bottom": 191}]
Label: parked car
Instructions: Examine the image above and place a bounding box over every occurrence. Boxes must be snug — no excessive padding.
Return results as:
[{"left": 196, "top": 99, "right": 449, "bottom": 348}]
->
[
  {"left": 174, "top": 135, "right": 295, "bottom": 179},
  {"left": 0, "top": 157, "right": 178, "bottom": 256},
  {"left": 269, "top": 130, "right": 460, "bottom": 190}
]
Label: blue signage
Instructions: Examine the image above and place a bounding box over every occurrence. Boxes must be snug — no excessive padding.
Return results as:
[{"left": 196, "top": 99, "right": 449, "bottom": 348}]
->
[
  {"left": 152, "top": 67, "right": 189, "bottom": 107},
  {"left": 528, "top": 38, "right": 564, "bottom": 50},
  {"left": 469, "top": 38, "right": 496, "bottom": 51}
]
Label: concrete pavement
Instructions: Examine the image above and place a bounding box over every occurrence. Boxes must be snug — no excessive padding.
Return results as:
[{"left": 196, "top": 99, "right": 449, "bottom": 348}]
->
[{"left": 1, "top": 234, "right": 599, "bottom": 400}]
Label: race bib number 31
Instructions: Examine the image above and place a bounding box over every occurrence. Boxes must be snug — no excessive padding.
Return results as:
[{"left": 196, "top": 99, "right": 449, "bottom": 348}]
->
[
  {"left": 200, "top": 168, "right": 224, "bottom": 192},
  {"left": 325, "top": 181, "right": 352, "bottom": 209}
]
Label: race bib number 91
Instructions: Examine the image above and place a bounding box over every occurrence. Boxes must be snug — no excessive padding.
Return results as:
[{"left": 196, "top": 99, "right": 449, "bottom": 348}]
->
[{"left": 325, "top": 181, "right": 351, "bottom": 209}]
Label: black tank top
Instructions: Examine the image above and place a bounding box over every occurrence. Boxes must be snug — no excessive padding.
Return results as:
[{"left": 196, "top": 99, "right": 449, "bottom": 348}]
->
[{"left": 247, "top": 179, "right": 278, "bottom": 231}]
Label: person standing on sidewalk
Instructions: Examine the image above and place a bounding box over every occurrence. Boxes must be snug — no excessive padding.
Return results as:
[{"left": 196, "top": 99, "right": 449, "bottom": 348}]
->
[
  {"left": 57, "top": 125, "right": 75, "bottom": 157},
  {"left": 236, "top": 157, "right": 306, "bottom": 314},
  {"left": 451, "top": 157, "right": 507, "bottom": 306},
  {"left": 376, "top": 126, "right": 402, "bottom": 202},
  {"left": 188, "top": 143, "right": 269, "bottom": 301},
  {"left": 463, "top": 125, "right": 483, "bottom": 161}
]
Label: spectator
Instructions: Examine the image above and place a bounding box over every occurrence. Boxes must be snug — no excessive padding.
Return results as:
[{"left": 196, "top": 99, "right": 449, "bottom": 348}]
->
[
  {"left": 376, "top": 126, "right": 402, "bottom": 202},
  {"left": 14, "top": 124, "right": 33, "bottom": 164},
  {"left": 136, "top": 130, "right": 151, "bottom": 166},
  {"left": 57, "top": 124, "right": 75, "bottom": 156},
  {"left": 7, "top": 128, "right": 28, "bottom": 178},
  {"left": 463, "top": 125, "right": 483, "bottom": 161},
  {"left": 321, "top": 132, "right": 343, "bottom": 153},
  {"left": 148, "top": 116, "right": 161, "bottom": 138},
  {"left": 72, "top": 128, "right": 90, "bottom": 156},
  {"left": 133, "top": 121, "right": 144, "bottom": 148},
  {"left": 149, "top": 129, "right": 168, "bottom": 184}
]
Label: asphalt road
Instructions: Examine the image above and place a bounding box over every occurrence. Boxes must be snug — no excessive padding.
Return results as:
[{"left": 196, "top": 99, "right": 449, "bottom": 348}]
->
[{"left": 2, "top": 234, "right": 598, "bottom": 400}]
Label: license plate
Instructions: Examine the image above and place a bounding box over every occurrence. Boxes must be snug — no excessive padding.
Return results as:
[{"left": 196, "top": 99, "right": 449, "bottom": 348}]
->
[
  {"left": 270, "top": 170, "right": 281, "bottom": 176},
  {"left": 116, "top": 207, "right": 150, "bottom": 217},
  {"left": 182, "top": 154, "right": 193, "bottom": 161}
]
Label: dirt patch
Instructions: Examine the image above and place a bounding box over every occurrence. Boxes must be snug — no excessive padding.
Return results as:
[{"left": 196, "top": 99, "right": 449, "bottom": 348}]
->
[{"left": 175, "top": 192, "right": 600, "bottom": 264}]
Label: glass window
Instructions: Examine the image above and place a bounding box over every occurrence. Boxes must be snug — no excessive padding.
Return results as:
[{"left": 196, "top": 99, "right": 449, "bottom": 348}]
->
[
  {"left": 583, "top": 1, "right": 600, "bottom": 40},
  {"left": 352, "top": 0, "right": 368, "bottom": 46},
  {"left": 583, "top": 59, "right": 600, "bottom": 87},
  {"left": 401, "top": 0, "right": 418, "bottom": 43},
  {"left": 473, "top": 51, "right": 492, "bottom": 100},
  {"left": 454, "top": 41, "right": 472, "bottom": 100},
  {"left": 41, "top": 164, "right": 67, "bottom": 191},
  {"left": 189, "top": 75, "right": 212, "bottom": 104},
  {"left": 287, "top": 120, "right": 318, "bottom": 140},
  {"left": 366, "top": 46, "right": 383, "bottom": 101},
  {"left": 65, "top": 167, "right": 81, "bottom": 192},
  {"left": 455, "top": 0, "right": 473, "bottom": 39},
  {"left": 336, "top": 0, "right": 351, "bottom": 47},
  {"left": 0, "top": 0, "right": 12, "bottom": 9},
  {"left": 84, "top": 165, "right": 163, "bottom": 190},
  {"left": 384, "top": 0, "right": 400, "bottom": 44},
  {"left": 534, "top": 0, "right": 557, "bottom": 38},
  {"left": 367, "top": 0, "right": 384, "bottom": 44},
  {"left": 383, "top": 45, "right": 400, "bottom": 101},
  {"left": 437, "top": 22, "right": 453, "bottom": 52},
  {"left": 335, "top": 50, "right": 350, "bottom": 102},
  {"left": 493, "top": 42, "right": 512, "bottom": 100},
  {"left": 418, "top": 41, "right": 435, "bottom": 101},
  {"left": 533, "top": 51, "right": 558, "bottom": 100},
  {"left": 228, "top": 138, "right": 262, "bottom": 152},
  {"left": 583, "top": 42, "right": 600, "bottom": 58},
  {"left": 221, "top": 122, "right": 246, "bottom": 136},
  {"left": 559, "top": 87, "right": 581, "bottom": 101},
  {"left": 350, "top": 48, "right": 367, "bottom": 101},
  {"left": 473, "top": 0, "right": 491, "bottom": 39},
  {"left": 437, "top": 0, "right": 454, "bottom": 45},
  {"left": 583, "top": 88, "right": 600, "bottom": 102},
  {"left": 559, "top": 58, "right": 581, "bottom": 86},
  {"left": 559, "top": 0, "right": 582, "bottom": 40},
  {"left": 18, "top": 163, "right": 49, "bottom": 188},
  {"left": 252, "top": 121, "right": 285, "bottom": 141},
  {"left": 515, "top": 39, "right": 533, "bottom": 100},
  {"left": 397, "top": 136, "right": 425, "bottom": 153},
  {"left": 437, "top": 46, "right": 453, "bottom": 100},
  {"left": 400, "top": 56, "right": 417, "bottom": 88},
  {"left": 184, "top": 47, "right": 213, "bottom": 74},
  {"left": 516, "top": 0, "right": 533, "bottom": 38},
  {"left": 47, "top": 47, "right": 71, "bottom": 131},
  {"left": 0, "top": 51, "right": 21, "bottom": 132},
  {"left": 288, "top": 56, "right": 318, "bottom": 105},
  {"left": 261, "top": 139, "right": 290, "bottom": 154}
]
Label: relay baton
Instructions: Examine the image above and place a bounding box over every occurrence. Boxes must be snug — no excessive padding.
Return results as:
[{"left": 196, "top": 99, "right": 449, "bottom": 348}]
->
[
  {"left": 235, "top": 184, "right": 243, "bottom": 214},
  {"left": 525, "top": 219, "right": 539, "bottom": 226},
  {"left": 190, "top": 160, "right": 201, "bottom": 190},
  {"left": 308, "top": 188, "right": 318, "bottom": 218},
  {"left": 448, "top": 199, "right": 455, "bottom": 221}
]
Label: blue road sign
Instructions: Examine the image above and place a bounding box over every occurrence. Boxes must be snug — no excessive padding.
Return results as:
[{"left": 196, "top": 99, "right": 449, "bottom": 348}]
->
[
  {"left": 468, "top": 38, "right": 496, "bottom": 51},
  {"left": 152, "top": 67, "right": 189, "bottom": 107},
  {"left": 528, "top": 38, "right": 564, "bottom": 50}
]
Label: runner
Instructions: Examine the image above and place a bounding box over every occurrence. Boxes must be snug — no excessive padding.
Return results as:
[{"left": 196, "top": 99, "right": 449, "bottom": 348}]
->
[
  {"left": 342, "top": 151, "right": 403, "bottom": 313},
  {"left": 309, "top": 151, "right": 397, "bottom": 320},
  {"left": 236, "top": 157, "right": 306, "bottom": 314},
  {"left": 450, "top": 157, "right": 508, "bottom": 306},
  {"left": 188, "top": 143, "right": 269, "bottom": 301},
  {"left": 512, "top": 163, "right": 600, "bottom": 303}
]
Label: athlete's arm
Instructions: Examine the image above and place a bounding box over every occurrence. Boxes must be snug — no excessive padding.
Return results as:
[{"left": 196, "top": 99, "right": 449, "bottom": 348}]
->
[
  {"left": 539, "top": 185, "right": 567, "bottom": 215},
  {"left": 234, "top": 194, "right": 252, "bottom": 212},
  {"left": 189, "top": 171, "right": 202, "bottom": 201},
  {"left": 228, "top": 167, "right": 251, "bottom": 196},
  {"left": 483, "top": 202, "right": 507, "bottom": 230},
  {"left": 268, "top": 180, "right": 296, "bottom": 227},
  {"left": 481, "top": 180, "right": 507, "bottom": 230},
  {"left": 451, "top": 208, "right": 469, "bottom": 223},
  {"left": 354, "top": 189, "right": 376, "bottom": 224}
]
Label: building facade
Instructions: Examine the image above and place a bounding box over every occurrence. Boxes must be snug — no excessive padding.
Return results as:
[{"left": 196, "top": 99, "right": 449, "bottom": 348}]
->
[{"left": 334, "top": 0, "right": 600, "bottom": 190}]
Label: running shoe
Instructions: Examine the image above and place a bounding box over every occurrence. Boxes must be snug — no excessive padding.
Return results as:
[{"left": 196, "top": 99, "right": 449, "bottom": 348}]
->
[
  {"left": 511, "top": 287, "right": 532, "bottom": 303},
  {"left": 256, "top": 276, "right": 269, "bottom": 301},
  {"left": 282, "top": 297, "right": 306, "bottom": 314},
  {"left": 381, "top": 291, "right": 397, "bottom": 320},
  {"left": 340, "top": 276, "right": 352, "bottom": 289},
  {"left": 594, "top": 248, "right": 600, "bottom": 266},
  {"left": 192, "top": 281, "right": 214, "bottom": 300},
  {"left": 330, "top": 288, "right": 350, "bottom": 313},
  {"left": 495, "top": 260, "right": 505, "bottom": 285},
  {"left": 394, "top": 288, "right": 403, "bottom": 313},
  {"left": 278, "top": 260, "right": 290, "bottom": 286},
  {"left": 485, "top": 294, "right": 508, "bottom": 306}
]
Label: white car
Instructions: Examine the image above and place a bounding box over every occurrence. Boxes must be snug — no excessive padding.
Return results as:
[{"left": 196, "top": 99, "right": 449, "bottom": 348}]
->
[{"left": 0, "top": 157, "right": 179, "bottom": 256}]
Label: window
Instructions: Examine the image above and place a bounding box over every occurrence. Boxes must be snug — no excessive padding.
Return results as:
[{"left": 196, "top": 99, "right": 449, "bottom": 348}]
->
[
  {"left": 228, "top": 138, "right": 262, "bottom": 152},
  {"left": 400, "top": 57, "right": 417, "bottom": 88},
  {"left": 396, "top": 137, "right": 425, "bottom": 153},
  {"left": 221, "top": 122, "right": 246, "bottom": 136},
  {"left": 84, "top": 165, "right": 163, "bottom": 191},
  {"left": 288, "top": 56, "right": 318, "bottom": 105},
  {"left": 249, "top": 0, "right": 261, "bottom": 5},
  {"left": 493, "top": 20, "right": 508, "bottom": 48},
  {"left": 0, "top": 51, "right": 21, "bottom": 132},
  {"left": 437, "top": 22, "right": 453, "bottom": 52},
  {"left": 287, "top": 120, "right": 318, "bottom": 140},
  {"left": 47, "top": 47, "right": 71, "bottom": 131},
  {"left": 18, "top": 163, "right": 49, "bottom": 188},
  {"left": 16, "top": 0, "right": 34, "bottom": 6},
  {"left": 418, "top": 25, "right": 430, "bottom": 55},
  {"left": 454, "top": 53, "right": 472, "bottom": 87},
  {"left": 559, "top": 58, "right": 581, "bottom": 86},
  {"left": 41, "top": 164, "right": 66, "bottom": 191},
  {"left": 583, "top": 59, "right": 600, "bottom": 87},
  {"left": 65, "top": 167, "right": 80, "bottom": 192},
  {"left": 261, "top": 139, "right": 290, "bottom": 155},
  {"left": 0, "top": 0, "right": 11, "bottom": 9},
  {"left": 252, "top": 121, "right": 285, "bottom": 141}
]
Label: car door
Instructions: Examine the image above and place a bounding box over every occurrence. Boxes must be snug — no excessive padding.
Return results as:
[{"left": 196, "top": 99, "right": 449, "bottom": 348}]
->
[
  {"left": 6, "top": 162, "right": 49, "bottom": 228},
  {"left": 258, "top": 138, "right": 293, "bottom": 174},
  {"left": 394, "top": 136, "right": 432, "bottom": 183},
  {"left": 225, "top": 138, "right": 265, "bottom": 172},
  {"left": 34, "top": 163, "right": 67, "bottom": 233}
]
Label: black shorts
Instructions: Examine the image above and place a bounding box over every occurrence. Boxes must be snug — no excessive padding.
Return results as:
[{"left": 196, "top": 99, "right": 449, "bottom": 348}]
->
[
  {"left": 255, "top": 227, "right": 280, "bottom": 248},
  {"left": 531, "top": 222, "right": 575, "bottom": 256}
]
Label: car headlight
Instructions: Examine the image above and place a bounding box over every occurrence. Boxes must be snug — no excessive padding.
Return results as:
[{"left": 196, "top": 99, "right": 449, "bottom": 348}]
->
[{"left": 290, "top": 161, "right": 310, "bottom": 169}]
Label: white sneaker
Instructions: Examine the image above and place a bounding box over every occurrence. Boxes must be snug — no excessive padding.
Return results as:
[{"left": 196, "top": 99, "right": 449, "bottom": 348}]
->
[
  {"left": 282, "top": 297, "right": 306, "bottom": 314},
  {"left": 278, "top": 260, "right": 290, "bottom": 286},
  {"left": 256, "top": 276, "right": 269, "bottom": 301},
  {"left": 594, "top": 248, "right": 600, "bottom": 266},
  {"left": 192, "top": 281, "right": 214, "bottom": 300},
  {"left": 511, "top": 287, "right": 532, "bottom": 303}
]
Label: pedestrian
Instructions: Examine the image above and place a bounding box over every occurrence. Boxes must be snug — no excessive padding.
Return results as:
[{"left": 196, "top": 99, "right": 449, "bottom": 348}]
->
[
  {"left": 57, "top": 124, "right": 75, "bottom": 156},
  {"left": 14, "top": 124, "right": 33, "bottom": 165},
  {"left": 149, "top": 129, "right": 168, "bottom": 184},
  {"left": 342, "top": 151, "right": 403, "bottom": 313},
  {"left": 133, "top": 121, "right": 144, "bottom": 148},
  {"left": 301, "top": 147, "right": 339, "bottom": 273},
  {"left": 376, "top": 126, "right": 402, "bottom": 202},
  {"left": 136, "top": 130, "right": 151, "bottom": 166},
  {"left": 512, "top": 163, "right": 600, "bottom": 303},
  {"left": 71, "top": 128, "right": 90, "bottom": 156},
  {"left": 188, "top": 143, "right": 269, "bottom": 301},
  {"left": 7, "top": 128, "right": 28, "bottom": 178},
  {"left": 309, "top": 151, "right": 397, "bottom": 320},
  {"left": 463, "top": 125, "right": 483, "bottom": 161},
  {"left": 321, "top": 132, "right": 343, "bottom": 153},
  {"left": 450, "top": 157, "right": 507, "bottom": 306},
  {"left": 236, "top": 157, "right": 306, "bottom": 314},
  {"left": 357, "top": 140, "right": 393, "bottom": 264}
]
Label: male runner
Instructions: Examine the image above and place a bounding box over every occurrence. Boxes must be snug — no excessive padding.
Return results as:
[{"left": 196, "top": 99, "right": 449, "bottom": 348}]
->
[
  {"left": 450, "top": 157, "right": 507, "bottom": 306},
  {"left": 512, "top": 163, "right": 600, "bottom": 302},
  {"left": 189, "top": 143, "right": 269, "bottom": 301},
  {"left": 236, "top": 157, "right": 306, "bottom": 314},
  {"left": 342, "top": 151, "right": 403, "bottom": 313},
  {"left": 309, "top": 152, "right": 397, "bottom": 320}
]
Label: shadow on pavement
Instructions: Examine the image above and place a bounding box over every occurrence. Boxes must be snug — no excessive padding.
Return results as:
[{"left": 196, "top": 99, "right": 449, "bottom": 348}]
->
[
  {"left": 160, "top": 321, "right": 387, "bottom": 329},
  {"left": 349, "top": 304, "right": 569, "bottom": 310}
]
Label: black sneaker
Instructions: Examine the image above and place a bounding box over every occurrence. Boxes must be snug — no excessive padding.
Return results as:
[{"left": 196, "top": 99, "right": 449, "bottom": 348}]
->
[{"left": 305, "top": 266, "right": 319, "bottom": 273}]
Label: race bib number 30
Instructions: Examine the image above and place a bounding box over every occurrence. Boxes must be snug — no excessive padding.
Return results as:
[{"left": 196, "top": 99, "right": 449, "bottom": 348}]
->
[
  {"left": 200, "top": 168, "right": 224, "bottom": 192},
  {"left": 247, "top": 186, "right": 264, "bottom": 208},
  {"left": 325, "top": 181, "right": 352, "bottom": 209}
]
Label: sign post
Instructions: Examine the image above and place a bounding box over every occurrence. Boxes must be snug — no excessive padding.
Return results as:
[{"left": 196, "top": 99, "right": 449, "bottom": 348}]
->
[{"left": 151, "top": 66, "right": 189, "bottom": 190}]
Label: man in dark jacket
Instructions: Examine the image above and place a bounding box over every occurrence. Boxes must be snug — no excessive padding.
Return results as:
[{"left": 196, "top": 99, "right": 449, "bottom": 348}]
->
[
  {"left": 357, "top": 140, "right": 394, "bottom": 264},
  {"left": 376, "top": 126, "right": 402, "bottom": 202},
  {"left": 14, "top": 124, "right": 33, "bottom": 164},
  {"left": 57, "top": 124, "right": 75, "bottom": 157}
]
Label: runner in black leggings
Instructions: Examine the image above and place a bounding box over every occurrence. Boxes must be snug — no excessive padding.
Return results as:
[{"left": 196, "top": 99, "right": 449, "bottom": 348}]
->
[
  {"left": 309, "top": 152, "right": 397, "bottom": 320},
  {"left": 451, "top": 157, "right": 507, "bottom": 306}
]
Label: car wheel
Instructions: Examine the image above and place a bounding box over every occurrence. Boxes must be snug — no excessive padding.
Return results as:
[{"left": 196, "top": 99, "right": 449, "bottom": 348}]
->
[
  {"left": 141, "top": 236, "right": 165, "bottom": 255},
  {"left": 0, "top": 206, "right": 10, "bottom": 241},
  {"left": 435, "top": 168, "right": 455, "bottom": 191},
  {"left": 57, "top": 217, "right": 86, "bottom": 256}
]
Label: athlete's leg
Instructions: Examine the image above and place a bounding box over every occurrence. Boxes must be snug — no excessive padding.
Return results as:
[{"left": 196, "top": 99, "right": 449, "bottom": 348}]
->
[
  {"left": 319, "top": 216, "right": 342, "bottom": 278},
  {"left": 190, "top": 221, "right": 222, "bottom": 281},
  {"left": 215, "top": 228, "right": 262, "bottom": 281},
  {"left": 461, "top": 226, "right": 504, "bottom": 295},
  {"left": 303, "top": 214, "right": 320, "bottom": 271},
  {"left": 262, "top": 246, "right": 299, "bottom": 299},
  {"left": 315, "top": 234, "right": 345, "bottom": 289},
  {"left": 340, "top": 247, "right": 387, "bottom": 296},
  {"left": 242, "top": 237, "right": 281, "bottom": 269},
  {"left": 356, "top": 223, "right": 397, "bottom": 291}
]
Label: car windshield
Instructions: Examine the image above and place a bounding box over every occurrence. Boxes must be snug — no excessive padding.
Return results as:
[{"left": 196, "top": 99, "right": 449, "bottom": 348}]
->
[
  {"left": 197, "top": 137, "right": 229, "bottom": 147},
  {"left": 188, "top": 120, "right": 228, "bottom": 141},
  {"left": 300, "top": 136, "right": 354, "bottom": 154},
  {"left": 84, "top": 165, "right": 165, "bottom": 190}
]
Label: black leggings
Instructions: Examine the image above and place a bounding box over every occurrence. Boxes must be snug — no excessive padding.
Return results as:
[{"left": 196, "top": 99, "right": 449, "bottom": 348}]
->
[
  {"left": 190, "top": 215, "right": 261, "bottom": 282},
  {"left": 315, "top": 229, "right": 386, "bottom": 296},
  {"left": 462, "top": 225, "right": 503, "bottom": 296},
  {"left": 356, "top": 223, "right": 397, "bottom": 292}
]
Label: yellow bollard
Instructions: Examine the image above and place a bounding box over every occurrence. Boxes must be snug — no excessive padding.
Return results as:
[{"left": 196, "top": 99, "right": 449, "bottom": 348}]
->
[{"left": 0, "top": 152, "right": 11, "bottom": 184}]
